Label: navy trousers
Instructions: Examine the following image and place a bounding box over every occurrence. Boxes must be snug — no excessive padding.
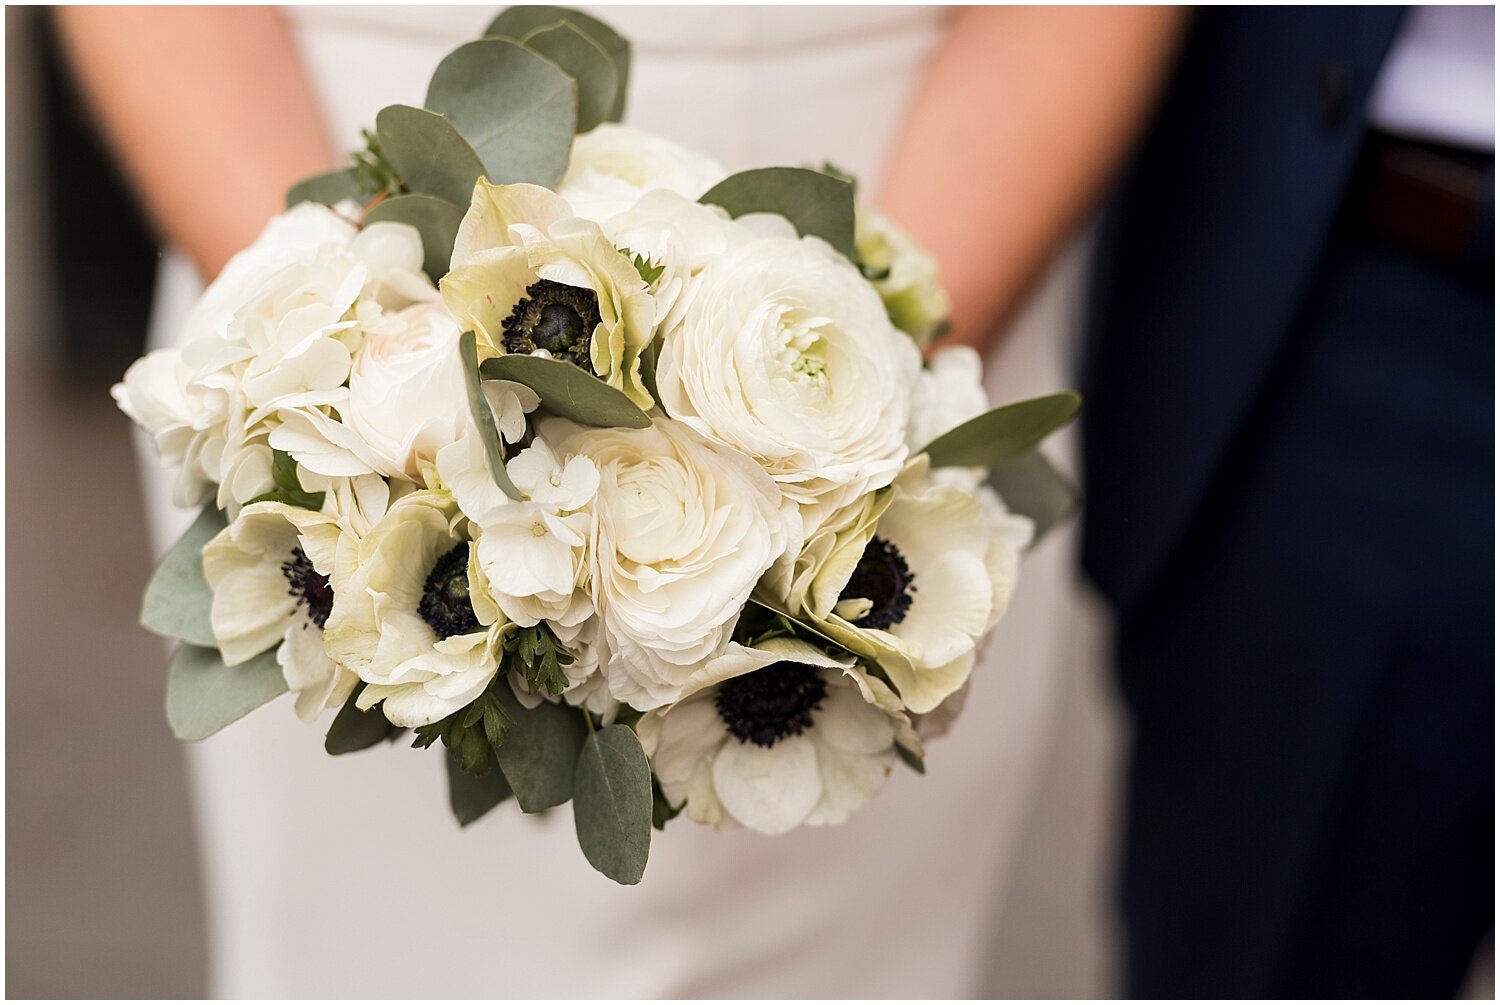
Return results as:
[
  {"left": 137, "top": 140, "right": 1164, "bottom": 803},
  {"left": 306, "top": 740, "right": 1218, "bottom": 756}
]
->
[{"left": 1114, "top": 223, "right": 1495, "bottom": 996}]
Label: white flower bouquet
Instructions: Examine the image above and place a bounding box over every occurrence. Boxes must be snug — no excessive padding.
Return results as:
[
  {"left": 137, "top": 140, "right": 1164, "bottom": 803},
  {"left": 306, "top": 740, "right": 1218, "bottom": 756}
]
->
[{"left": 117, "top": 6, "right": 1080, "bottom": 884}]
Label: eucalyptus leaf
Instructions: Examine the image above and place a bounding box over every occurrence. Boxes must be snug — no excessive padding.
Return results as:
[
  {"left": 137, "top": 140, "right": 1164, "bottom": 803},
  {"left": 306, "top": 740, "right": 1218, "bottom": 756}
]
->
[
  {"left": 520, "top": 22, "right": 618, "bottom": 134},
  {"left": 286, "top": 169, "right": 360, "bottom": 209},
  {"left": 746, "top": 597, "right": 849, "bottom": 652},
  {"left": 460, "top": 332, "right": 524, "bottom": 501},
  {"left": 987, "top": 449, "right": 1080, "bottom": 546},
  {"left": 324, "top": 684, "right": 402, "bottom": 755},
  {"left": 141, "top": 505, "right": 225, "bottom": 647},
  {"left": 363, "top": 193, "right": 465, "bottom": 283},
  {"left": 700, "top": 167, "right": 856, "bottom": 260},
  {"left": 492, "top": 685, "right": 589, "bottom": 812},
  {"left": 424, "top": 39, "right": 576, "bottom": 188},
  {"left": 375, "top": 105, "right": 487, "bottom": 208},
  {"left": 479, "top": 353, "right": 651, "bottom": 429},
  {"left": 573, "top": 724, "right": 652, "bottom": 885},
  {"left": 485, "top": 5, "right": 630, "bottom": 121},
  {"left": 167, "top": 644, "right": 287, "bottom": 742},
  {"left": 921, "top": 392, "right": 1082, "bottom": 470},
  {"left": 446, "top": 750, "right": 513, "bottom": 826}
]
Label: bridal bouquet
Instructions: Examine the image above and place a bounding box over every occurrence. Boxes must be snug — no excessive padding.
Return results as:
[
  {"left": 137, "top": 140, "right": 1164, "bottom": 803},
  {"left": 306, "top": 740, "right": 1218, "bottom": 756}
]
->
[{"left": 116, "top": 7, "right": 1079, "bottom": 884}]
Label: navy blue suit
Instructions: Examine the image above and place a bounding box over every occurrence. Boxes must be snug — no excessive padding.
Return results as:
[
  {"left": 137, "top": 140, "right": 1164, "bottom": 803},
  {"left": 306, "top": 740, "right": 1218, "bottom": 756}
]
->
[{"left": 1083, "top": 8, "right": 1494, "bottom": 996}]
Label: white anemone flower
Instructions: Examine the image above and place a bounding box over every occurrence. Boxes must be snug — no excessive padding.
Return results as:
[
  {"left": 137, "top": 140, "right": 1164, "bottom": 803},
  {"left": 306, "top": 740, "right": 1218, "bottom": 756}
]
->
[
  {"left": 637, "top": 637, "right": 901, "bottom": 835},
  {"left": 201, "top": 500, "right": 354, "bottom": 721},
  {"left": 440, "top": 180, "right": 657, "bottom": 409},
  {"left": 323, "top": 490, "right": 508, "bottom": 727},
  {"left": 795, "top": 458, "right": 1034, "bottom": 714}
]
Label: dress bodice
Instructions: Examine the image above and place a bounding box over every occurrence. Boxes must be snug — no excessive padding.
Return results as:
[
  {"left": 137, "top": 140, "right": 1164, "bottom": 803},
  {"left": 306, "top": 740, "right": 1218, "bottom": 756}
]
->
[{"left": 287, "top": 5, "right": 950, "bottom": 187}]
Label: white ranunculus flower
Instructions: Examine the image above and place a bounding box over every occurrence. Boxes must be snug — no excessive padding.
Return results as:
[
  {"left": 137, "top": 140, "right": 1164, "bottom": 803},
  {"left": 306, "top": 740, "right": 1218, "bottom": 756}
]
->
[
  {"left": 558, "top": 123, "right": 727, "bottom": 221},
  {"left": 271, "top": 302, "right": 470, "bottom": 482},
  {"left": 855, "top": 206, "right": 951, "bottom": 349},
  {"left": 553, "top": 417, "right": 797, "bottom": 710},
  {"left": 112, "top": 348, "right": 216, "bottom": 507},
  {"left": 637, "top": 637, "right": 899, "bottom": 835},
  {"left": 323, "top": 490, "right": 508, "bottom": 727},
  {"left": 655, "top": 231, "right": 921, "bottom": 524},
  {"left": 201, "top": 500, "right": 355, "bottom": 721},
  {"left": 441, "top": 180, "right": 658, "bottom": 409},
  {"left": 116, "top": 202, "right": 439, "bottom": 513},
  {"left": 795, "top": 458, "right": 1034, "bottom": 714},
  {"left": 181, "top": 202, "right": 363, "bottom": 347},
  {"left": 906, "top": 344, "right": 990, "bottom": 452}
]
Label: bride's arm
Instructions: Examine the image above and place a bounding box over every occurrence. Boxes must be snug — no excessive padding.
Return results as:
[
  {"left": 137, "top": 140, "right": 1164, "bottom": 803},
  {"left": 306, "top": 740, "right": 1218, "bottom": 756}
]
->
[
  {"left": 55, "top": 6, "right": 337, "bottom": 279},
  {"left": 878, "top": 6, "right": 1186, "bottom": 351}
]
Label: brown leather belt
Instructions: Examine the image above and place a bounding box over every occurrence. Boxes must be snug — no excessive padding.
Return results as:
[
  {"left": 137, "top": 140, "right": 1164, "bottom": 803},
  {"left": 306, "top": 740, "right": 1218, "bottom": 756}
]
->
[{"left": 1347, "top": 131, "right": 1494, "bottom": 273}]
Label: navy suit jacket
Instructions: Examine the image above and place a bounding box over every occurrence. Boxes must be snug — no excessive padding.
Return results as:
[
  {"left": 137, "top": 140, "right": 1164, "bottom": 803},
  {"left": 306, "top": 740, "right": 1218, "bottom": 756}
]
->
[{"left": 1082, "top": 7, "right": 1406, "bottom": 620}]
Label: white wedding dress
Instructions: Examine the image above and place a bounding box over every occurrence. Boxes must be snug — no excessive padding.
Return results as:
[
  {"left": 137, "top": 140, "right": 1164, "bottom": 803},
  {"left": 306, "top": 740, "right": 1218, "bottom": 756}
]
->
[{"left": 140, "top": 6, "right": 1091, "bottom": 997}]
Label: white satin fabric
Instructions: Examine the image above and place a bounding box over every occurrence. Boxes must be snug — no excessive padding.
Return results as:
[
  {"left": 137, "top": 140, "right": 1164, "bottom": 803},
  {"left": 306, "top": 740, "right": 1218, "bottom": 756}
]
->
[{"left": 139, "top": 7, "right": 1089, "bottom": 996}]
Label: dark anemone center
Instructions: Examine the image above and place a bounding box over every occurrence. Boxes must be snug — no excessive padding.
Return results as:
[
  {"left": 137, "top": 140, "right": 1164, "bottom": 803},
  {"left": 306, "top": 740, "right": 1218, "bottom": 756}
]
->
[
  {"left": 839, "top": 535, "right": 916, "bottom": 630},
  {"left": 500, "top": 279, "right": 601, "bottom": 373},
  {"left": 281, "top": 547, "right": 333, "bottom": 630},
  {"left": 715, "top": 662, "right": 829, "bottom": 747},
  {"left": 418, "top": 543, "right": 481, "bottom": 640}
]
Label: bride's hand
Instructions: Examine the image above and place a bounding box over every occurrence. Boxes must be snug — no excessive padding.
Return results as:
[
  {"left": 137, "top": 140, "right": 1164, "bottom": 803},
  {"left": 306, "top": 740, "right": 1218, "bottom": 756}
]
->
[
  {"left": 878, "top": 5, "right": 1185, "bottom": 353},
  {"left": 55, "top": 6, "right": 337, "bottom": 280}
]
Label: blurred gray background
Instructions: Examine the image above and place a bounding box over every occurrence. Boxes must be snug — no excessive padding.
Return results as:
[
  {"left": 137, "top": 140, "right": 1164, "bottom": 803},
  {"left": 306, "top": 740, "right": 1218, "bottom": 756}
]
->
[{"left": 4, "top": 6, "right": 1489, "bottom": 999}]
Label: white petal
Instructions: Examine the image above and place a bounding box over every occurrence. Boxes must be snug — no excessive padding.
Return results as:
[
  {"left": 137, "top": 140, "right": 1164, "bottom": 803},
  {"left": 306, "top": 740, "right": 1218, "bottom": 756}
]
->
[
  {"left": 814, "top": 677, "right": 896, "bottom": 755},
  {"left": 650, "top": 694, "right": 724, "bottom": 787},
  {"left": 804, "top": 743, "right": 893, "bottom": 828},
  {"left": 712, "top": 734, "right": 821, "bottom": 835}
]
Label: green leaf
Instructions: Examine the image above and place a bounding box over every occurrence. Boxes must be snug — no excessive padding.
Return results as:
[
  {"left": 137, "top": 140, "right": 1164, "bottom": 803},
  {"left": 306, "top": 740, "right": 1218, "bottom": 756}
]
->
[
  {"left": 505, "top": 624, "right": 575, "bottom": 697},
  {"left": 460, "top": 331, "right": 524, "bottom": 501},
  {"left": 247, "top": 449, "right": 327, "bottom": 509},
  {"left": 446, "top": 750, "right": 513, "bottom": 826},
  {"left": 141, "top": 505, "right": 225, "bottom": 647},
  {"left": 351, "top": 129, "right": 403, "bottom": 201},
  {"left": 271, "top": 448, "right": 300, "bottom": 494},
  {"left": 374, "top": 105, "right": 487, "bottom": 208},
  {"left": 573, "top": 724, "right": 652, "bottom": 885},
  {"left": 244, "top": 488, "right": 326, "bottom": 511},
  {"left": 987, "top": 449, "right": 1080, "bottom": 545},
  {"left": 479, "top": 353, "right": 651, "bottom": 429},
  {"left": 424, "top": 39, "right": 576, "bottom": 188},
  {"left": 520, "top": 21, "right": 618, "bottom": 134},
  {"left": 363, "top": 193, "right": 465, "bottom": 283},
  {"left": 651, "top": 779, "right": 682, "bottom": 831},
  {"left": 286, "top": 169, "right": 360, "bottom": 209},
  {"left": 622, "top": 248, "right": 665, "bottom": 285},
  {"left": 896, "top": 743, "right": 927, "bottom": 775},
  {"left": 700, "top": 167, "right": 856, "bottom": 260},
  {"left": 166, "top": 643, "right": 287, "bottom": 741},
  {"left": 324, "top": 684, "right": 402, "bottom": 755},
  {"left": 921, "top": 392, "right": 1082, "bottom": 469},
  {"left": 492, "top": 685, "right": 588, "bottom": 812},
  {"left": 485, "top": 5, "right": 630, "bottom": 121}
]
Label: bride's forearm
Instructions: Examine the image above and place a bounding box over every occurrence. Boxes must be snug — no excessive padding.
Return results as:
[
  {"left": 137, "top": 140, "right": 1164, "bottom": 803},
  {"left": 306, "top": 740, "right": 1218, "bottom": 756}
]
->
[
  {"left": 878, "top": 6, "right": 1186, "bottom": 352},
  {"left": 56, "top": 6, "right": 338, "bottom": 280}
]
